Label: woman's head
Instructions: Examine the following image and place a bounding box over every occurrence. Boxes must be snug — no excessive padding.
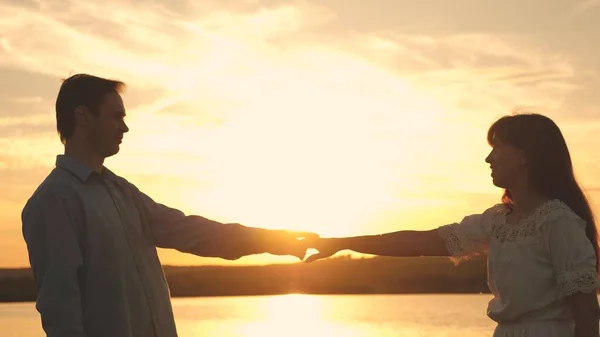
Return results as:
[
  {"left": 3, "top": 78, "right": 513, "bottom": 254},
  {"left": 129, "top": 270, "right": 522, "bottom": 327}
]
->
[
  {"left": 486, "top": 113, "right": 598, "bottom": 270},
  {"left": 486, "top": 113, "right": 572, "bottom": 195}
]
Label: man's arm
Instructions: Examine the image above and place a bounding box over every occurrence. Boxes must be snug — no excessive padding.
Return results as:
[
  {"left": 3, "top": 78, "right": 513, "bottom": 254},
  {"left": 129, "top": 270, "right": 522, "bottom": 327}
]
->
[
  {"left": 305, "top": 229, "right": 449, "bottom": 262},
  {"left": 22, "top": 189, "right": 86, "bottom": 337},
  {"left": 132, "top": 186, "right": 313, "bottom": 260}
]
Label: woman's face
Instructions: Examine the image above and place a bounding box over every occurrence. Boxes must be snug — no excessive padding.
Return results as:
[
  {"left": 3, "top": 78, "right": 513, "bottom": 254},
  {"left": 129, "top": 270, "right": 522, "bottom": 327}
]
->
[{"left": 485, "top": 138, "right": 528, "bottom": 189}]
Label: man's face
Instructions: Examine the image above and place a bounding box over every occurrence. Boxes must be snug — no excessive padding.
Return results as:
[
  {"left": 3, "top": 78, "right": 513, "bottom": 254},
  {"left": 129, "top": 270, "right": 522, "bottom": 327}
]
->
[{"left": 87, "top": 91, "right": 129, "bottom": 158}]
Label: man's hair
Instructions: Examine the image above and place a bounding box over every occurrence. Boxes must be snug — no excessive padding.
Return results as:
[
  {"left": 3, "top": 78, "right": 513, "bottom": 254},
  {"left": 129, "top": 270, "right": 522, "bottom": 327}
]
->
[{"left": 55, "top": 73, "right": 126, "bottom": 143}]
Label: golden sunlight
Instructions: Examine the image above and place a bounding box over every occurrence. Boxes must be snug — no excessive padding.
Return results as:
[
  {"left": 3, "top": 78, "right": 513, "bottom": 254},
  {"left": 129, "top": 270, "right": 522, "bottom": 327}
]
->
[
  {"left": 237, "top": 294, "right": 360, "bottom": 337},
  {"left": 2, "top": 0, "right": 599, "bottom": 269},
  {"left": 113, "top": 64, "right": 461, "bottom": 239}
]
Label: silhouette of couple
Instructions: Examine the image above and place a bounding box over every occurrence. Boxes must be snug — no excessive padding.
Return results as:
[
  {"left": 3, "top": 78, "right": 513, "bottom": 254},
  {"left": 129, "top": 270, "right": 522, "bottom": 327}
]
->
[{"left": 22, "top": 74, "right": 599, "bottom": 337}]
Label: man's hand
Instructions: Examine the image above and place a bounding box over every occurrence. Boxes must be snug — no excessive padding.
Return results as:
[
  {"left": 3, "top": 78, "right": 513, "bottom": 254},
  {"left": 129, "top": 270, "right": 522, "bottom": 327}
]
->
[
  {"left": 259, "top": 229, "right": 319, "bottom": 260},
  {"left": 304, "top": 237, "right": 342, "bottom": 262}
]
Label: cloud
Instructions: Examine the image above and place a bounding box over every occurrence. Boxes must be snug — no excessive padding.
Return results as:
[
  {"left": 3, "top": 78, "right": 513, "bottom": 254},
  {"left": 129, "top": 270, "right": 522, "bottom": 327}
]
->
[
  {"left": 0, "top": 0, "right": 595, "bottom": 171},
  {"left": 0, "top": 0, "right": 591, "bottom": 126},
  {"left": 0, "top": 118, "right": 54, "bottom": 138},
  {"left": 569, "top": 0, "right": 600, "bottom": 18},
  {"left": 0, "top": 0, "right": 595, "bottom": 190},
  {"left": 0, "top": 0, "right": 329, "bottom": 83}
]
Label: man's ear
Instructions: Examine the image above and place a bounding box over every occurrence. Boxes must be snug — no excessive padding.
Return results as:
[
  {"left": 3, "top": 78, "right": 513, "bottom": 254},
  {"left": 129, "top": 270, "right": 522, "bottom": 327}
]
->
[{"left": 74, "top": 105, "right": 90, "bottom": 126}]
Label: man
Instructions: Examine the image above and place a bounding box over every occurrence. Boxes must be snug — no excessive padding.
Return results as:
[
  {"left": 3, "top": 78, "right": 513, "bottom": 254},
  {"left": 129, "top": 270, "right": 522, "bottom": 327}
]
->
[{"left": 21, "top": 73, "right": 316, "bottom": 337}]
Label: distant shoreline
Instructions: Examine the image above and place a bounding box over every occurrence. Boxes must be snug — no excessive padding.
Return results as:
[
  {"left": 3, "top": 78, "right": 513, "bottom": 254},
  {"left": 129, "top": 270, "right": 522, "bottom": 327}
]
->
[{"left": 0, "top": 256, "right": 495, "bottom": 302}]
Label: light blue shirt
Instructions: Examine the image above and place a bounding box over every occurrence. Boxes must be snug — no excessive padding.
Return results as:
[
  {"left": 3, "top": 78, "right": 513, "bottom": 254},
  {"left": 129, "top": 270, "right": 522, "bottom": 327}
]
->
[{"left": 22, "top": 155, "right": 264, "bottom": 337}]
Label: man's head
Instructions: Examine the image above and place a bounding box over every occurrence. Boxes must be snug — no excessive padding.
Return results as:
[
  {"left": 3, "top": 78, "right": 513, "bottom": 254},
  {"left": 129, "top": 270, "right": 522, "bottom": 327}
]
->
[{"left": 56, "top": 74, "right": 129, "bottom": 158}]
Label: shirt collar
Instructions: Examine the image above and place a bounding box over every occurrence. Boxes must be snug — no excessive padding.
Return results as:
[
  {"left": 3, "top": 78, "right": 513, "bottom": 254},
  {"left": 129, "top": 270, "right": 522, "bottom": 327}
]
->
[
  {"left": 56, "top": 155, "right": 94, "bottom": 182},
  {"left": 55, "top": 155, "right": 120, "bottom": 184}
]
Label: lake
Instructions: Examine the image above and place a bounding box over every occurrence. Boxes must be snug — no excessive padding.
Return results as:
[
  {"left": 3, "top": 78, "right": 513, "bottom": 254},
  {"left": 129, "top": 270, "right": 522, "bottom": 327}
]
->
[{"left": 1, "top": 294, "right": 500, "bottom": 336}]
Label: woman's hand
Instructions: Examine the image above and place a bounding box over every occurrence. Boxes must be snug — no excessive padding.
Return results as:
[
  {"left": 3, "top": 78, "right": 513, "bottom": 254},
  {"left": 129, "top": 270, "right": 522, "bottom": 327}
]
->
[{"left": 304, "top": 238, "right": 343, "bottom": 262}]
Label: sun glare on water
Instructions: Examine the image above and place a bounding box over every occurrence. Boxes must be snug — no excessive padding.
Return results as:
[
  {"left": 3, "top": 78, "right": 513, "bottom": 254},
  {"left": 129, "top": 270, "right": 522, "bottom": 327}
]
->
[{"left": 236, "top": 294, "right": 359, "bottom": 337}]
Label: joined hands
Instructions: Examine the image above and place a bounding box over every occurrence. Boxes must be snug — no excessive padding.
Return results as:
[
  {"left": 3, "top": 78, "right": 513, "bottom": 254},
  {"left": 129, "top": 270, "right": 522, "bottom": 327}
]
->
[
  {"left": 257, "top": 228, "right": 339, "bottom": 262},
  {"left": 302, "top": 237, "right": 342, "bottom": 262}
]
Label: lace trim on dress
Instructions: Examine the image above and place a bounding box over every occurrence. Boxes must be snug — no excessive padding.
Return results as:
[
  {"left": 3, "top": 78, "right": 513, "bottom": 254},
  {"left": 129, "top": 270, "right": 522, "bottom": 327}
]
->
[
  {"left": 557, "top": 268, "right": 600, "bottom": 296},
  {"left": 490, "top": 199, "right": 581, "bottom": 243},
  {"left": 438, "top": 224, "right": 481, "bottom": 265},
  {"left": 438, "top": 224, "right": 463, "bottom": 256}
]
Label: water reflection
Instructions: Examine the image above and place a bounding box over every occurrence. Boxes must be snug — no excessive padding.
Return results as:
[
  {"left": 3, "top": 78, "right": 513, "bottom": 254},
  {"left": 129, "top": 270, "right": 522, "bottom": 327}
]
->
[
  {"left": 238, "top": 294, "right": 360, "bottom": 337},
  {"left": 0, "top": 295, "right": 501, "bottom": 337}
]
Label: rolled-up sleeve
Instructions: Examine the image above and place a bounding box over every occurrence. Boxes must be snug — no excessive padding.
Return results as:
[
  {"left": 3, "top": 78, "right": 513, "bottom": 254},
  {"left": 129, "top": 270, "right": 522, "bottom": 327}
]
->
[
  {"left": 22, "top": 188, "right": 86, "bottom": 337},
  {"left": 133, "top": 186, "right": 266, "bottom": 260}
]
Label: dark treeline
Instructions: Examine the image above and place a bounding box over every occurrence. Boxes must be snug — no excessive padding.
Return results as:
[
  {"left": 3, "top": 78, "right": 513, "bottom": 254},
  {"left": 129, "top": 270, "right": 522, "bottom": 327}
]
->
[{"left": 0, "top": 256, "right": 490, "bottom": 302}]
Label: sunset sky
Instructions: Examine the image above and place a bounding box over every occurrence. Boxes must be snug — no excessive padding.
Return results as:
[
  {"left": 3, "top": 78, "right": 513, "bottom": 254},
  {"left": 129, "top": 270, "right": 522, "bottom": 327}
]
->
[{"left": 1, "top": 0, "right": 599, "bottom": 268}]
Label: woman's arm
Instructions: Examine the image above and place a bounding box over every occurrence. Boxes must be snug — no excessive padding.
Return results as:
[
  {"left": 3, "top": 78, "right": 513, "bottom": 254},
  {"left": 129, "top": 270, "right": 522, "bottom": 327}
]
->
[
  {"left": 306, "top": 206, "right": 500, "bottom": 262},
  {"left": 542, "top": 212, "right": 600, "bottom": 337},
  {"left": 570, "top": 292, "right": 599, "bottom": 337},
  {"left": 306, "top": 229, "right": 449, "bottom": 262}
]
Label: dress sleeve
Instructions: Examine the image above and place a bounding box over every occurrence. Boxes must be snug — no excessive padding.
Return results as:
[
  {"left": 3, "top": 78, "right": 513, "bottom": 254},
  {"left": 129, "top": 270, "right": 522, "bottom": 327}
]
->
[
  {"left": 437, "top": 204, "right": 503, "bottom": 263},
  {"left": 542, "top": 210, "right": 600, "bottom": 297}
]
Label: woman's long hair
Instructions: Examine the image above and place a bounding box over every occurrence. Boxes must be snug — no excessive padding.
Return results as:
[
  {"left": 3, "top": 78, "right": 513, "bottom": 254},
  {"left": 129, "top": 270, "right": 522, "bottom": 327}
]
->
[{"left": 487, "top": 113, "right": 599, "bottom": 272}]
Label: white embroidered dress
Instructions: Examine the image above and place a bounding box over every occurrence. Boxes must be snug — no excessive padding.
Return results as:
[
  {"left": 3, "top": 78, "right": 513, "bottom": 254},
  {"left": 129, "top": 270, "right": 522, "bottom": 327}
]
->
[{"left": 438, "top": 199, "right": 599, "bottom": 337}]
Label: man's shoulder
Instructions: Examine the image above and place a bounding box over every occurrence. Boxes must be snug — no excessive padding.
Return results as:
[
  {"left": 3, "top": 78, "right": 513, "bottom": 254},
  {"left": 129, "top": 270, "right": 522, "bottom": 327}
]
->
[
  {"left": 21, "top": 169, "right": 87, "bottom": 237},
  {"left": 104, "top": 169, "right": 139, "bottom": 192},
  {"left": 24, "top": 168, "right": 81, "bottom": 209}
]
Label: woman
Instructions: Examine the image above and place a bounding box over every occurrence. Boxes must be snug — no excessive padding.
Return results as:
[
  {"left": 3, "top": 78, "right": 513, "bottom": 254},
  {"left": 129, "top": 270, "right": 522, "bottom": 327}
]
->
[{"left": 306, "top": 113, "right": 600, "bottom": 336}]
